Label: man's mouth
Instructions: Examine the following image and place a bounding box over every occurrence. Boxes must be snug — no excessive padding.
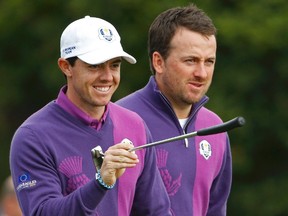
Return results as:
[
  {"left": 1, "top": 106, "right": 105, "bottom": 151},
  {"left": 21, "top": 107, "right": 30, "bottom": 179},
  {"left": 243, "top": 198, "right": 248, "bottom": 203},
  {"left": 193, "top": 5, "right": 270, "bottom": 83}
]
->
[
  {"left": 95, "top": 86, "right": 110, "bottom": 92},
  {"left": 189, "top": 82, "right": 203, "bottom": 88}
]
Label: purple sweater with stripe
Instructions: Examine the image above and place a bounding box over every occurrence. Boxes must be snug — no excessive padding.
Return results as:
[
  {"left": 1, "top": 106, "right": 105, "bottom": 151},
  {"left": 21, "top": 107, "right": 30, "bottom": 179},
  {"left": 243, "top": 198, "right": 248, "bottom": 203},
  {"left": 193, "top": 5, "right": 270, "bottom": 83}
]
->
[
  {"left": 117, "top": 76, "right": 232, "bottom": 216},
  {"left": 10, "top": 94, "right": 171, "bottom": 215}
]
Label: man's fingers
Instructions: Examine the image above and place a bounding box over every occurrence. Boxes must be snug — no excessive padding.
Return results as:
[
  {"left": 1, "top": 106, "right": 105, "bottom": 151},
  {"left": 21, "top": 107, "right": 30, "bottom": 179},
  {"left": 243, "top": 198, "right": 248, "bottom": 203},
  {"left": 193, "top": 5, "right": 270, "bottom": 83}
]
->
[
  {"left": 106, "top": 145, "right": 138, "bottom": 160},
  {"left": 99, "top": 139, "right": 139, "bottom": 184}
]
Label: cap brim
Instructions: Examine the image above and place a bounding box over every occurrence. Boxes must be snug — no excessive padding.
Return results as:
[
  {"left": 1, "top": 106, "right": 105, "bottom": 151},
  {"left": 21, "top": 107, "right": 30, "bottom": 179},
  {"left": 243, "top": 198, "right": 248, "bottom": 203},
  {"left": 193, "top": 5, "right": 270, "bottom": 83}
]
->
[{"left": 77, "top": 50, "right": 136, "bottom": 65}]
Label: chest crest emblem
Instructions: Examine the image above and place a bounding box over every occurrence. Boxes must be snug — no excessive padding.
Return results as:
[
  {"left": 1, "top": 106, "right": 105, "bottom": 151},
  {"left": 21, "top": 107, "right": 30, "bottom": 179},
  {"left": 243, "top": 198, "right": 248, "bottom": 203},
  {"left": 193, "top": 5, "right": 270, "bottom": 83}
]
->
[{"left": 199, "top": 140, "right": 212, "bottom": 160}]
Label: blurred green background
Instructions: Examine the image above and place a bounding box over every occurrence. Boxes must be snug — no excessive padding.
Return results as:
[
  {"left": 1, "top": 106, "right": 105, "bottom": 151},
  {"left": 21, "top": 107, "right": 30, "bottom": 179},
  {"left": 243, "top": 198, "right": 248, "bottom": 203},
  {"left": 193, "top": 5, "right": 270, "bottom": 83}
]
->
[{"left": 1, "top": 0, "right": 287, "bottom": 215}]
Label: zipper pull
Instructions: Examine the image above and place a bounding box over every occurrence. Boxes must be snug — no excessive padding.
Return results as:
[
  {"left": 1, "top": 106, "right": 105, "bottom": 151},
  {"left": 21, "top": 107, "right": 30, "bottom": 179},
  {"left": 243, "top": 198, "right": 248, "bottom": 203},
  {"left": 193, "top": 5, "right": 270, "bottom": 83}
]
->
[{"left": 184, "top": 138, "right": 189, "bottom": 148}]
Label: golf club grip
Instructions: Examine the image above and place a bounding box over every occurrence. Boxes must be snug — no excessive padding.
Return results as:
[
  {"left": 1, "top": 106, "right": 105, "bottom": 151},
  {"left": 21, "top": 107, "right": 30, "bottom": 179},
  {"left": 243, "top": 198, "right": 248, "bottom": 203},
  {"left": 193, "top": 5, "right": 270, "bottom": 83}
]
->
[{"left": 197, "top": 116, "right": 245, "bottom": 136}]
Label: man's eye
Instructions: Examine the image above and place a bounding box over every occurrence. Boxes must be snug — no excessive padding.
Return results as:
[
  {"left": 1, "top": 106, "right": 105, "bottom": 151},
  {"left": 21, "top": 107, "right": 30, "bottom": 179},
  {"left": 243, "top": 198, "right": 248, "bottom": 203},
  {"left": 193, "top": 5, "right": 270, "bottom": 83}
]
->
[
  {"left": 205, "top": 60, "right": 215, "bottom": 66},
  {"left": 89, "top": 64, "right": 100, "bottom": 69},
  {"left": 112, "top": 63, "right": 121, "bottom": 68}
]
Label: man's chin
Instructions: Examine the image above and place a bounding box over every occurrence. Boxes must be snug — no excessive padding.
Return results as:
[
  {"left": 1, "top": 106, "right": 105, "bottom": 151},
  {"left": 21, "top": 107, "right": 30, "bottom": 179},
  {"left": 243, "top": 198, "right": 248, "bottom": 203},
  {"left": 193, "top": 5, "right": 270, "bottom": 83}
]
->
[{"left": 94, "top": 98, "right": 112, "bottom": 106}]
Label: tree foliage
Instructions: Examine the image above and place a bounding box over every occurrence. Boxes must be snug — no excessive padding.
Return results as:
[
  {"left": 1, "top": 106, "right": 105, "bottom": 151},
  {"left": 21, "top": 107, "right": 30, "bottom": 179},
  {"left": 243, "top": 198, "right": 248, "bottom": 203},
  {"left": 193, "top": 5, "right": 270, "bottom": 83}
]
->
[{"left": 1, "top": 0, "right": 287, "bottom": 215}]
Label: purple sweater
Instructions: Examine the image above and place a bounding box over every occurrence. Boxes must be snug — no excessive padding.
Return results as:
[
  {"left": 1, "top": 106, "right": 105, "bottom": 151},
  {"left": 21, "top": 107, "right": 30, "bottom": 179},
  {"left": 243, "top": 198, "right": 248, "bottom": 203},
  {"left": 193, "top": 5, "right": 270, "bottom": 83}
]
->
[
  {"left": 10, "top": 95, "right": 171, "bottom": 215},
  {"left": 117, "top": 76, "right": 232, "bottom": 216}
]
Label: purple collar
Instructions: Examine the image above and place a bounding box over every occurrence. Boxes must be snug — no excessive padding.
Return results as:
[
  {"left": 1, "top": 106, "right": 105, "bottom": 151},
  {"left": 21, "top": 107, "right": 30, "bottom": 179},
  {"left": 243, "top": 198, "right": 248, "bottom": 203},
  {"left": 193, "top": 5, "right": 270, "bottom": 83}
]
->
[{"left": 55, "top": 86, "right": 107, "bottom": 130}]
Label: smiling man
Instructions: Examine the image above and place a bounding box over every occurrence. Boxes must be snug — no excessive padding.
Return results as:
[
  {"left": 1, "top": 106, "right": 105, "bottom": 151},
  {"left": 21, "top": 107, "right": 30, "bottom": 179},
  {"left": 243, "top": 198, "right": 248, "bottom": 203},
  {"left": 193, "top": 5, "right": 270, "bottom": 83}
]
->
[{"left": 10, "top": 16, "right": 171, "bottom": 216}]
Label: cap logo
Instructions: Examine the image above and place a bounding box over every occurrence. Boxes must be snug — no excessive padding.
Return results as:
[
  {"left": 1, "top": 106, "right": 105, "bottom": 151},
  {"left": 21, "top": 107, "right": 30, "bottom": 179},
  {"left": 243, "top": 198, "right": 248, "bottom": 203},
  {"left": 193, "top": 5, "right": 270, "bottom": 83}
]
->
[
  {"left": 98, "top": 27, "right": 114, "bottom": 42},
  {"left": 63, "top": 46, "right": 76, "bottom": 55}
]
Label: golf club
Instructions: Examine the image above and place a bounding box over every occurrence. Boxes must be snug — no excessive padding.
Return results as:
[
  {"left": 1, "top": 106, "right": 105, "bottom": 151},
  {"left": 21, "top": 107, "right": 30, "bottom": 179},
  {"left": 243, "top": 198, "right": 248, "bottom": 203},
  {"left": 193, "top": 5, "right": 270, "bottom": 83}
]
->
[
  {"left": 91, "top": 116, "right": 245, "bottom": 170},
  {"left": 129, "top": 116, "right": 245, "bottom": 151}
]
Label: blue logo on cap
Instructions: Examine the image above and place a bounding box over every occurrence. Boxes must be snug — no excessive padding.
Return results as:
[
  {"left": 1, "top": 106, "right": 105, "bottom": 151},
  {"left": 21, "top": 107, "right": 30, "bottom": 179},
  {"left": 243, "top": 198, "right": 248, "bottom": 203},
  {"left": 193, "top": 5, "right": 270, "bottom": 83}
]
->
[
  {"left": 98, "top": 28, "right": 114, "bottom": 42},
  {"left": 63, "top": 46, "right": 76, "bottom": 55}
]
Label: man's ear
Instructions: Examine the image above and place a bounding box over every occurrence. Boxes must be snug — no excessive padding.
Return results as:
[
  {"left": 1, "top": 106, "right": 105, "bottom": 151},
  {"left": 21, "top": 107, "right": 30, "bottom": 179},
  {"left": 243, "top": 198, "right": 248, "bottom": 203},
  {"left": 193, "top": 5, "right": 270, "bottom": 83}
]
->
[
  {"left": 58, "top": 58, "right": 72, "bottom": 77},
  {"left": 152, "top": 51, "right": 164, "bottom": 74}
]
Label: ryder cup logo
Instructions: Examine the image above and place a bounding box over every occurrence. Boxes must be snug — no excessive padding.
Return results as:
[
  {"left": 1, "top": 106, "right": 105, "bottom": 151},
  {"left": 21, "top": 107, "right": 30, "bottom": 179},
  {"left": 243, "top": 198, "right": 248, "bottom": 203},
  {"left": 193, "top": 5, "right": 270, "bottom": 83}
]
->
[
  {"left": 199, "top": 140, "right": 212, "bottom": 160},
  {"left": 98, "top": 27, "right": 114, "bottom": 42}
]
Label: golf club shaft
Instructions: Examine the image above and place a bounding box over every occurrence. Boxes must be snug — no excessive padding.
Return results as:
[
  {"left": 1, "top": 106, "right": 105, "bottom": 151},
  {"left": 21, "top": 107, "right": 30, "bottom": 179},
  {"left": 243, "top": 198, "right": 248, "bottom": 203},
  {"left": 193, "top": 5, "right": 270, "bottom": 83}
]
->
[{"left": 129, "top": 116, "right": 245, "bottom": 152}]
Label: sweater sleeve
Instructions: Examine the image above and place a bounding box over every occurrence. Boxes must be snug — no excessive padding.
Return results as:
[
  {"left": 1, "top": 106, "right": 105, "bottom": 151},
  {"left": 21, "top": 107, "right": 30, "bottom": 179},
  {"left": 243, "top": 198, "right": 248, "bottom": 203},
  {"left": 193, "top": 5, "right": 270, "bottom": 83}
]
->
[
  {"left": 10, "top": 126, "right": 106, "bottom": 216},
  {"left": 206, "top": 135, "right": 232, "bottom": 216}
]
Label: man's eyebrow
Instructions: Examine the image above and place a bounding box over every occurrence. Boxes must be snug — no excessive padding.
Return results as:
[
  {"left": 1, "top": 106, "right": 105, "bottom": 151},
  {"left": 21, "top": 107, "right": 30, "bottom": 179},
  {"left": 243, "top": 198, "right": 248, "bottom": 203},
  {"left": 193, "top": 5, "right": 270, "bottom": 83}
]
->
[{"left": 112, "top": 58, "right": 122, "bottom": 63}]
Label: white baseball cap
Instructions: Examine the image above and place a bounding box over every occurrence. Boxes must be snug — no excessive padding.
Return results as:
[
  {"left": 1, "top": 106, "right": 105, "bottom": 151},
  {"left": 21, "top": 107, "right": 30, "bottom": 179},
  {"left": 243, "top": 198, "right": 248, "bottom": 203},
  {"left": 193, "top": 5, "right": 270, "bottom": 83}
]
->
[{"left": 60, "top": 16, "right": 136, "bottom": 65}]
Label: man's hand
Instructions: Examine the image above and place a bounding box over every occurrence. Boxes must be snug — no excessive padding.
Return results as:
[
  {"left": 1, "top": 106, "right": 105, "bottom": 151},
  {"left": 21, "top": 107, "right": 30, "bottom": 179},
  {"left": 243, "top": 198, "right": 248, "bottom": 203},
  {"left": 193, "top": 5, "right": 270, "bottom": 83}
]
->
[{"left": 100, "top": 140, "right": 139, "bottom": 186}]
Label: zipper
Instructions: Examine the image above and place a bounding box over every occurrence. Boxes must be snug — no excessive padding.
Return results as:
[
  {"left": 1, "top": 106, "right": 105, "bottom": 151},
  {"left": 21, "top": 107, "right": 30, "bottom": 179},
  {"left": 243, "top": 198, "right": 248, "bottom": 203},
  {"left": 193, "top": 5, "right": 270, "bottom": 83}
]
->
[{"left": 158, "top": 91, "right": 208, "bottom": 148}]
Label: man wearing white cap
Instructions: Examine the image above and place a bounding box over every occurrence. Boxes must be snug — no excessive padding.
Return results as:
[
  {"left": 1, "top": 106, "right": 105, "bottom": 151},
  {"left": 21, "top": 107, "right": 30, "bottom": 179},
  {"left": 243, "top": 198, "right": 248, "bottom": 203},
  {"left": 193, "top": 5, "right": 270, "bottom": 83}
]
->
[{"left": 10, "top": 16, "right": 171, "bottom": 216}]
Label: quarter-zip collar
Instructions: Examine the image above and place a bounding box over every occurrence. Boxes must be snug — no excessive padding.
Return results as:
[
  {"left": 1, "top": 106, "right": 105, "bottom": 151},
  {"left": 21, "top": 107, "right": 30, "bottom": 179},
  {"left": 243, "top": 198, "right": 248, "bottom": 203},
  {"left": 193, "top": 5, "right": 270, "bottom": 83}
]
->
[{"left": 145, "top": 76, "right": 209, "bottom": 147}]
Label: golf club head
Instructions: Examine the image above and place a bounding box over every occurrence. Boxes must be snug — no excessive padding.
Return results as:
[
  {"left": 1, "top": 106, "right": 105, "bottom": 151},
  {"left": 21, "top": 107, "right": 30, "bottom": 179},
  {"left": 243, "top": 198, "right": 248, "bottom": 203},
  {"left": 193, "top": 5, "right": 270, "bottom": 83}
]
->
[{"left": 91, "top": 146, "right": 104, "bottom": 171}]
